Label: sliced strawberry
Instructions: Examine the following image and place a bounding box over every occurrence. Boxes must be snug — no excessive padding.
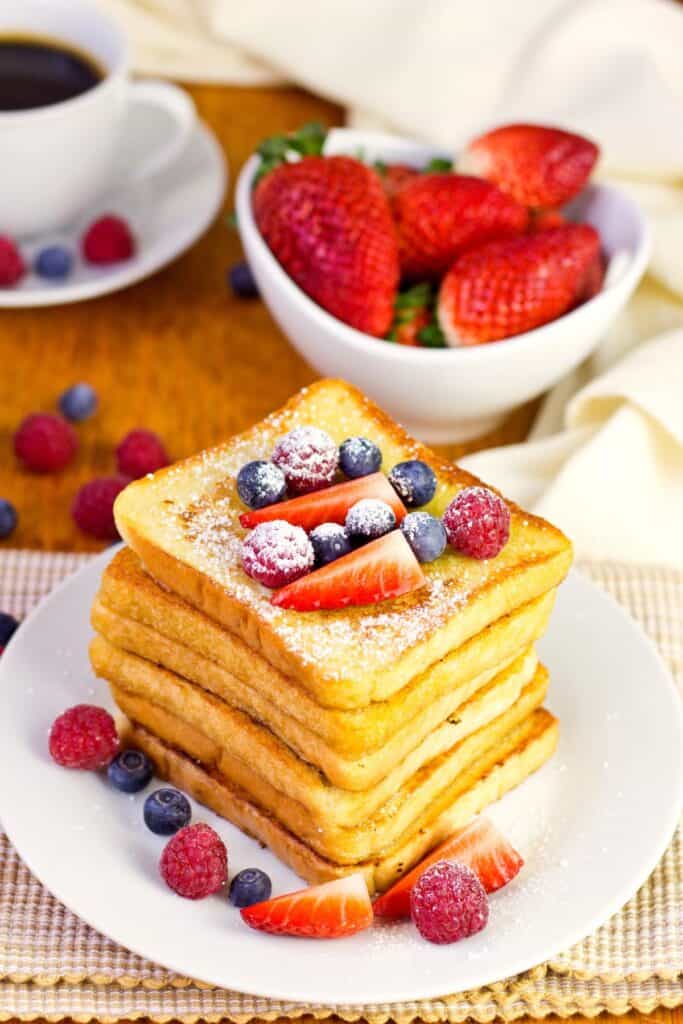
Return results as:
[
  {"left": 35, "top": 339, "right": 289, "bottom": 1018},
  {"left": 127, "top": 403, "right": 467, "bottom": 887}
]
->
[
  {"left": 373, "top": 817, "right": 524, "bottom": 919},
  {"left": 241, "top": 873, "right": 373, "bottom": 939},
  {"left": 271, "top": 530, "right": 425, "bottom": 611},
  {"left": 239, "top": 472, "right": 406, "bottom": 530}
]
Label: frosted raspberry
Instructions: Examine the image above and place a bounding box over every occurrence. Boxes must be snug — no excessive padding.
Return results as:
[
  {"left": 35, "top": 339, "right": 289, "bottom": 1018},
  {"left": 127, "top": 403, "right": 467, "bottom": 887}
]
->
[
  {"left": 443, "top": 486, "right": 510, "bottom": 559},
  {"left": 242, "top": 520, "right": 314, "bottom": 588},
  {"left": 49, "top": 705, "right": 120, "bottom": 769},
  {"left": 14, "top": 413, "right": 78, "bottom": 473},
  {"left": 160, "top": 823, "right": 227, "bottom": 899},
  {"left": 272, "top": 427, "right": 339, "bottom": 495},
  {"left": 410, "top": 861, "right": 489, "bottom": 944},
  {"left": 116, "top": 429, "right": 169, "bottom": 479}
]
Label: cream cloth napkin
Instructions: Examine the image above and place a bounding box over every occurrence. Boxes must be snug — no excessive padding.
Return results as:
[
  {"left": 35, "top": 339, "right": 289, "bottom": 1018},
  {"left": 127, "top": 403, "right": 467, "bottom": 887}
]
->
[{"left": 100, "top": 0, "right": 683, "bottom": 565}]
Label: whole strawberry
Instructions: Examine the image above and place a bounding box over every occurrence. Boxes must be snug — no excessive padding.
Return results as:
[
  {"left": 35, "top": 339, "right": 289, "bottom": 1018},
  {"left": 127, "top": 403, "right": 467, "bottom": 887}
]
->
[
  {"left": 459, "top": 123, "right": 599, "bottom": 208},
  {"left": 393, "top": 174, "right": 528, "bottom": 280},
  {"left": 437, "top": 224, "right": 600, "bottom": 346},
  {"left": 253, "top": 154, "right": 399, "bottom": 337}
]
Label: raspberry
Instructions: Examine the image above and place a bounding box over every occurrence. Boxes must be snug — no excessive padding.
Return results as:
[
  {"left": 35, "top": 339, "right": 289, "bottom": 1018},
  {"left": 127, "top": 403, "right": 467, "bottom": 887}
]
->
[
  {"left": 272, "top": 427, "right": 339, "bottom": 495},
  {"left": 116, "top": 429, "right": 169, "bottom": 479},
  {"left": 0, "top": 236, "right": 25, "bottom": 286},
  {"left": 443, "top": 486, "right": 510, "bottom": 559},
  {"left": 72, "top": 475, "right": 129, "bottom": 539},
  {"left": 410, "top": 861, "right": 489, "bottom": 944},
  {"left": 242, "top": 520, "right": 314, "bottom": 588},
  {"left": 160, "top": 823, "right": 227, "bottom": 899},
  {"left": 14, "top": 413, "right": 78, "bottom": 473},
  {"left": 49, "top": 704, "right": 120, "bottom": 769},
  {"left": 82, "top": 215, "right": 135, "bottom": 264}
]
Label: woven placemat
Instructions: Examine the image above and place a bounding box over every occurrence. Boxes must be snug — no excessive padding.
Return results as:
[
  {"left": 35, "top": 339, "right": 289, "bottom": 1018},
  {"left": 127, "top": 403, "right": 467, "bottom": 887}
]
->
[{"left": 0, "top": 549, "right": 681, "bottom": 1022}]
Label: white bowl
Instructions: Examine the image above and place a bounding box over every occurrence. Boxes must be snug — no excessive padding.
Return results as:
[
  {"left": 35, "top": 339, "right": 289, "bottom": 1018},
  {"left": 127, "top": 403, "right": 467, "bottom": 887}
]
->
[{"left": 236, "top": 128, "right": 651, "bottom": 443}]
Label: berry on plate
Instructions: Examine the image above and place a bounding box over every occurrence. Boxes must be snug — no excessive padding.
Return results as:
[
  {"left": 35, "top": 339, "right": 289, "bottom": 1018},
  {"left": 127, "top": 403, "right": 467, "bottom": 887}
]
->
[
  {"left": 237, "top": 460, "right": 287, "bottom": 510},
  {"left": 49, "top": 704, "right": 119, "bottom": 770},
  {"left": 242, "top": 521, "right": 314, "bottom": 588},
  {"left": 240, "top": 472, "right": 405, "bottom": 531},
  {"left": 253, "top": 155, "right": 399, "bottom": 337},
  {"left": 160, "top": 823, "right": 227, "bottom": 899},
  {"left": 241, "top": 873, "right": 373, "bottom": 938},
  {"left": 0, "top": 498, "right": 17, "bottom": 539},
  {"left": 393, "top": 174, "right": 528, "bottom": 280},
  {"left": 116, "top": 429, "right": 169, "bottom": 479},
  {"left": 437, "top": 224, "right": 601, "bottom": 346},
  {"left": 271, "top": 530, "right": 425, "bottom": 611},
  {"left": 0, "top": 612, "right": 19, "bottom": 647},
  {"left": 388, "top": 460, "right": 437, "bottom": 508},
  {"left": 14, "top": 413, "right": 78, "bottom": 473},
  {"left": 443, "top": 486, "right": 510, "bottom": 559},
  {"left": 400, "top": 511, "right": 447, "bottom": 563},
  {"left": 271, "top": 427, "right": 339, "bottom": 496},
  {"left": 459, "top": 123, "right": 599, "bottom": 208},
  {"left": 229, "top": 868, "right": 272, "bottom": 908},
  {"left": 144, "top": 787, "right": 192, "bottom": 835},
  {"left": 310, "top": 522, "right": 352, "bottom": 566},
  {"left": 228, "top": 260, "right": 259, "bottom": 298},
  {"left": 35, "top": 245, "right": 73, "bottom": 281},
  {"left": 59, "top": 382, "right": 98, "bottom": 422},
  {"left": 345, "top": 498, "right": 396, "bottom": 543},
  {"left": 373, "top": 816, "right": 524, "bottom": 919},
  {"left": 72, "top": 475, "right": 129, "bottom": 540},
  {"left": 0, "top": 236, "right": 25, "bottom": 287},
  {"left": 107, "top": 749, "right": 154, "bottom": 793},
  {"left": 82, "top": 215, "right": 135, "bottom": 264},
  {"left": 338, "top": 437, "right": 382, "bottom": 479},
  {"left": 410, "top": 861, "right": 489, "bottom": 944}
]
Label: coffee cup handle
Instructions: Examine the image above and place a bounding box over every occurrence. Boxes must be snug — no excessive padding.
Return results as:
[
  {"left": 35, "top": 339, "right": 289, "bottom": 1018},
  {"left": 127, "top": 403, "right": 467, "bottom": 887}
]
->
[{"left": 124, "top": 80, "right": 196, "bottom": 184}]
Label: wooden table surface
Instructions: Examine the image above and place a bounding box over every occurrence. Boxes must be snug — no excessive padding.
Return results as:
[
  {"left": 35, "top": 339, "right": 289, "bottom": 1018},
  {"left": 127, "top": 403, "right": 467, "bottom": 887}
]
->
[{"left": 0, "top": 83, "right": 678, "bottom": 1024}]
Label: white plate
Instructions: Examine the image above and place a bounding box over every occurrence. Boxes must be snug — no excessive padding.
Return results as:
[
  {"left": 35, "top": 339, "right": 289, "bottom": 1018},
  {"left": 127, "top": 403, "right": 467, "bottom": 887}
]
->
[
  {"left": 0, "top": 551, "right": 680, "bottom": 1004},
  {"left": 0, "top": 113, "right": 226, "bottom": 308}
]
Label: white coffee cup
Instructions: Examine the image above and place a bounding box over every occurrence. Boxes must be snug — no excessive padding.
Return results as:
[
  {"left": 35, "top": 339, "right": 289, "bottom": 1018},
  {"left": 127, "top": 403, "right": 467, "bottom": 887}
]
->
[{"left": 0, "top": 0, "right": 196, "bottom": 237}]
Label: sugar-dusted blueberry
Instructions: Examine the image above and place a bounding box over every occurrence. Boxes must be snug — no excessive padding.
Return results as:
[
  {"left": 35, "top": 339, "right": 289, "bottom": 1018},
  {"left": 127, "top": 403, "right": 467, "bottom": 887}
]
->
[
  {"left": 236, "top": 460, "right": 287, "bottom": 510},
  {"left": 229, "top": 867, "right": 272, "bottom": 908},
  {"left": 35, "top": 245, "right": 73, "bottom": 281},
  {"left": 338, "top": 437, "right": 382, "bottom": 479},
  {"left": 59, "top": 382, "right": 98, "bottom": 422},
  {"left": 310, "top": 522, "right": 352, "bottom": 566},
  {"left": 144, "top": 787, "right": 192, "bottom": 835},
  {"left": 388, "top": 460, "right": 437, "bottom": 508},
  {"left": 107, "top": 749, "right": 154, "bottom": 793},
  {"left": 0, "top": 611, "right": 19, "bottom": 647},
  {"left": 400, "top": 511, "right": 447, "bottom": 563},
  {"left": 345, "top": 498, "right": 396, "bottom": 543},
  {"left": 228, "top": 261, "right": 259, "bottom": 298},
  {"left": 0, "top": 498, "right": 17, "bottom": 539}
]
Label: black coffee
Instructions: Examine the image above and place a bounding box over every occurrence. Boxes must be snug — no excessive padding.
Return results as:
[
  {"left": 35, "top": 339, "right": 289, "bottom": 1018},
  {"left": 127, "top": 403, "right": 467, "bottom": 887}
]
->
[{"left": 0, "top": 35, "right": 103, "bottom": 111}]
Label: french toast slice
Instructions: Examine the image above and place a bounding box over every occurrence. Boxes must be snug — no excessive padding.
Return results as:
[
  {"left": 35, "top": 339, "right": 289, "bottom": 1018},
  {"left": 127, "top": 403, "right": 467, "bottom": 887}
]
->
[
  {"left": 113, "top": 379, "right": 572, "bottom": 709},
  {"left": 124, "top": 708, "right": 558, "bottom": 893}
]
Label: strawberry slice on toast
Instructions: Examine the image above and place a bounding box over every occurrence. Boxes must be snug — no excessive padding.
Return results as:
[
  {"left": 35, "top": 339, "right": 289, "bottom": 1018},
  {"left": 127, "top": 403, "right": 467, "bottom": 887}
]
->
[
  {"left": 272, "top": 530, "right": 425, "bottom": 611},
  {"left": 373, "top": 817, "right": 524, "bottom": 919},
  {"left": 241, "top": 874, "right": 373, "bottom": 939}
]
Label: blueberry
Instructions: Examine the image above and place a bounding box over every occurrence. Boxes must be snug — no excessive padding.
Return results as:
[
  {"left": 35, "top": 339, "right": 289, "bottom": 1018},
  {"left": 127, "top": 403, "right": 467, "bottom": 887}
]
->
[
  {"left": 401, "top": 511, "right": 447, "bottom": 563},
  {"left": 0, "top": 499, "right": 17, "bottom": 539},
  {"left": 35, "top": 245, "right": 73, "bottom": 281},
  {"left": 310, "top": 522, "right": 352, "bottom": 566},
  {"left": 59, "top": 382, "right": 98, "bottom": 422},
  {"left": 345, "top": 498, "right": 396, "bottom": 543},
  {"left": 107, "top": 749, "right": 154, "bottom": 793},
  {"left": 229, "top": 867, "right": 272, "bottom": 908},
  {"left": 237, "top": 460, "right": 287, "bottom": 509},
  {"left": 339, "top": 437, "right": 382, "bottom": 479},
  {"left": 144, "top": 787, "right": 191, "bottom": 835},
  {"left": 228, "top": 261, "right": 259, "bottom": 298},
  {"left": 389, "top": 460, "right": 437, "bottom": 508},
  {"left": 0, "top": 611, "right": 18, "bottom": 647}
]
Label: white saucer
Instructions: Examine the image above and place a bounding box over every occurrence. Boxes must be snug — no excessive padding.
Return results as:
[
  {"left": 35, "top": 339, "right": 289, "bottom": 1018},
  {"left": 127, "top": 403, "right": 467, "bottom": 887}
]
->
[
  {"left": 0, "top": 553, "right": 680, "bottom": 1004},
  {"left": 0, "top": 113, "right": 226, "bottom": 307}
]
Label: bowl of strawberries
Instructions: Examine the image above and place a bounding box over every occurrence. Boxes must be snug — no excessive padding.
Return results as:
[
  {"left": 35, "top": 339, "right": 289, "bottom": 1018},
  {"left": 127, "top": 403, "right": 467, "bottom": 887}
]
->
[{"left": 235, "top": 123, "right": 650, "bottom": 443}]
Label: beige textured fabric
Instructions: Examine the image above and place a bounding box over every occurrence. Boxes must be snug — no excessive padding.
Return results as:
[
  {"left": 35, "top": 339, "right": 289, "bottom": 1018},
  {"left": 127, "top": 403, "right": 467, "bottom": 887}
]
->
[{"left": 0, "top": 549, "right": 681, "bottom": 1021}]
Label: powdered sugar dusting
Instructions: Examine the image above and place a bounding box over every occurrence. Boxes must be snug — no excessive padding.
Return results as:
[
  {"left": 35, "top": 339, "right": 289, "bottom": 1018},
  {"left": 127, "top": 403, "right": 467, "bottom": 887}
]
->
[{"left": 345, "top": 498, "right": 396, "bottom": 539}]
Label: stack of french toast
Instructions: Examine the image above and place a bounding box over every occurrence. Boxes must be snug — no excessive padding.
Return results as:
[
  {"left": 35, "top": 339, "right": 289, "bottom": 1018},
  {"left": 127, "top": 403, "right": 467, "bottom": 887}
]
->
[{"left": 89, "top": 380, "right": 572, "bottom": 895}]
